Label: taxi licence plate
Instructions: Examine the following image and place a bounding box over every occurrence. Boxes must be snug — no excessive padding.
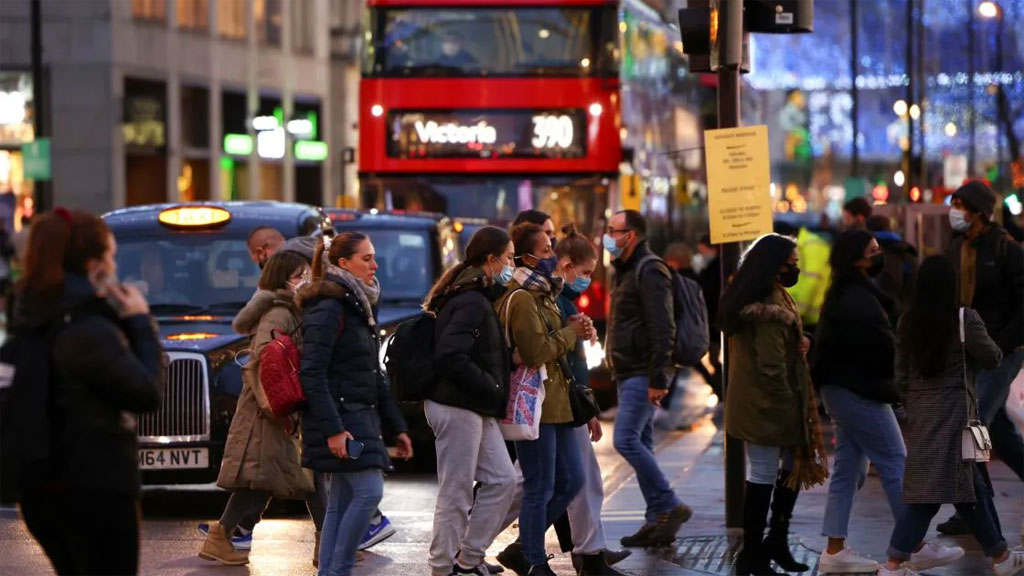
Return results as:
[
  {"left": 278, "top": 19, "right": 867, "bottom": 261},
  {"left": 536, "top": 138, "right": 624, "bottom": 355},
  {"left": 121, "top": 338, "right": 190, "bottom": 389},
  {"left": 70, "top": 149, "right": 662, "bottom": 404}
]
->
[{"left": 138, "top": 448, "right": 209, "bottom": 470}]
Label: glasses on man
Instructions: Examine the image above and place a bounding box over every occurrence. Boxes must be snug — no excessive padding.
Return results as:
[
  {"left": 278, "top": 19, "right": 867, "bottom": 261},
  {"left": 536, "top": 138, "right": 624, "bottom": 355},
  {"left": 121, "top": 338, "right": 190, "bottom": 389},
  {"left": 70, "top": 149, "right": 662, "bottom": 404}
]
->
[{"left": 606, "top": 227, "right": 631, "bottom": 236}]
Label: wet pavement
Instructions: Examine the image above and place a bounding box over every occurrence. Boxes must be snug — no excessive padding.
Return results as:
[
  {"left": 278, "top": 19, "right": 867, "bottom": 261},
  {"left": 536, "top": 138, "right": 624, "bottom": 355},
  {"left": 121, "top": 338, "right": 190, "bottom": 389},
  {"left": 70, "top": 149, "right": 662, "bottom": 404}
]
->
[{"left": 2, "top": 373, "right": 1022, "bottom": 575}]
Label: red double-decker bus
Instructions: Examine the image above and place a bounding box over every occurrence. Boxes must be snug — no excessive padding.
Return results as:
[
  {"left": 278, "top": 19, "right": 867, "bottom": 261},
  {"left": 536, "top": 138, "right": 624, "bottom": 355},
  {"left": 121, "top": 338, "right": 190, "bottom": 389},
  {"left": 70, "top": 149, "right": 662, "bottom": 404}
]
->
[{"left": 359, "top": 0, "right": 704, "bottom": 325}]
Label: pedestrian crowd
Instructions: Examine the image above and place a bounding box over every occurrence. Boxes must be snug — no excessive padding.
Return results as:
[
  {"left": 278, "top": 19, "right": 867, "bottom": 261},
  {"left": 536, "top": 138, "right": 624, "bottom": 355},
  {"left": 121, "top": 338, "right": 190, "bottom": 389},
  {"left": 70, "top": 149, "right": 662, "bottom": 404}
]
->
[{"left": 1, "top": 179, "right": 1022, "bottom": 576}]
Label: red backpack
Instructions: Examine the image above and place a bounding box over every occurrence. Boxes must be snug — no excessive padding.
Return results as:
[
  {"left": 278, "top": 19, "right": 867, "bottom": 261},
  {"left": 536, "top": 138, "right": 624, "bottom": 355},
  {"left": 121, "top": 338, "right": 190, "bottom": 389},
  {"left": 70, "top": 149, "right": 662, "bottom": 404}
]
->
[{"left": 256, "top": 327, "right": 306, "bottom": 418}]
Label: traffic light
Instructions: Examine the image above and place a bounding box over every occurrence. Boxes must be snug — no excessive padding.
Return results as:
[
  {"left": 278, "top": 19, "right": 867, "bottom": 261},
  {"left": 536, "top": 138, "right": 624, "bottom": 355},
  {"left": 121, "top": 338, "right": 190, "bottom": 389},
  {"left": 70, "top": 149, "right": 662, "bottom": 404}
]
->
[
  {"left": 679, "top": 0, "right": 747, "bottom": 73},
  {"left": 678, "top": 0, "right": 714, "bottom": 73}
]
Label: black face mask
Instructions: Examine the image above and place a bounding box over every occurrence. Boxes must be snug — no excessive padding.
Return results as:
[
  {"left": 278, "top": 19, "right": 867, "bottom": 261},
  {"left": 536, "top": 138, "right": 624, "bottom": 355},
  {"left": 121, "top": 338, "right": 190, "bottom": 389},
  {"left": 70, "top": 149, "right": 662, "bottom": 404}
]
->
[
  {"left": 779, "top": 264, "right": 801, "bottom": 288},
  {"left": 866, "top": 253, "right": 885, "bottom": 277}
]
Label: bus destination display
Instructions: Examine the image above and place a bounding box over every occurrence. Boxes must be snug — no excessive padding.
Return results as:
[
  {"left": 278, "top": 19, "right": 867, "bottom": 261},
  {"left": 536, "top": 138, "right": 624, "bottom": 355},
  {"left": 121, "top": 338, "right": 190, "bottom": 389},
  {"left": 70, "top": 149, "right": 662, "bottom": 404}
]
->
[{"left": 387, "top": 109, "right": 587, "bottom": 159}]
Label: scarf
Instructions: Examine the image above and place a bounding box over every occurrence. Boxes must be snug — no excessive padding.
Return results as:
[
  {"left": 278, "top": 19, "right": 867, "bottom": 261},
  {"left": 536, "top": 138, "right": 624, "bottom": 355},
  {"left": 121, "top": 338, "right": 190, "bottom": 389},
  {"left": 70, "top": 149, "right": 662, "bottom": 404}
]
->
[
  {"left": 512, "top": 266, "right": 564, "bottom": 297},
  {"left": 779, "top": 287, "right": 830, "bottom": 491},
  {"left": 326, "top": 263, "right": 380, "bottom": 327}
]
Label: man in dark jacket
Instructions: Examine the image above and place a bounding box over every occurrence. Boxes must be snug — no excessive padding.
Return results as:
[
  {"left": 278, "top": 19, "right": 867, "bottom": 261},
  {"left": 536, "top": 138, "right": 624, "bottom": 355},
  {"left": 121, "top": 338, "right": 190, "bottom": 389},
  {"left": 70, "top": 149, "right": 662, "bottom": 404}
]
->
[
  {"left": 939, "top": 180, "right": 1024, "bottom": 534},
  {"left": 603, "top": 210, "right": 690, "bottom": 548},
  {"left": 694, "top": 235, "right": 722, "bottom": 400}
]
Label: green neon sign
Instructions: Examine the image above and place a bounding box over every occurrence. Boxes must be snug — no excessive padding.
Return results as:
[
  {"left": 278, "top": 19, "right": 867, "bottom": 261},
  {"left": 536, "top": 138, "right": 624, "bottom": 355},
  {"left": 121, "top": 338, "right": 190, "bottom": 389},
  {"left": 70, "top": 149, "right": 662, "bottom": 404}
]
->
[
  {"left": 223, "top": 133, "right": 253, "bottom": 155},
  {"left": 295, "top": 140, "right": 328, "bottom": 162}
]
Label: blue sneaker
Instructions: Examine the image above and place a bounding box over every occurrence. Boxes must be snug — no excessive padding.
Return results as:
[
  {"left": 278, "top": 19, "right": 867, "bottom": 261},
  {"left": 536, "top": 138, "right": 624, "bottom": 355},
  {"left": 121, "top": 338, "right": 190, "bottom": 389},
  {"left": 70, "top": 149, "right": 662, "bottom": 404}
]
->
[
  {"left": 197, "top": 523, "right": 253, "bottom": 550},
  {"left": 358, "top": 514, "right": 396, "bottom": 551}
]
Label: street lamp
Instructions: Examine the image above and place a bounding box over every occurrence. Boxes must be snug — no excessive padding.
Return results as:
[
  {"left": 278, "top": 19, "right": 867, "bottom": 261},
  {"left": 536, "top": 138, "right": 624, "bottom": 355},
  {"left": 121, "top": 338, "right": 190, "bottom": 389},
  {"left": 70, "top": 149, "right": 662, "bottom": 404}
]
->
[
  {"left": 978, "top": 1, "right": 1000, "bottom": 19},
  {"left": 978, "top": 1, "right": 1004, "bottom": 190}
]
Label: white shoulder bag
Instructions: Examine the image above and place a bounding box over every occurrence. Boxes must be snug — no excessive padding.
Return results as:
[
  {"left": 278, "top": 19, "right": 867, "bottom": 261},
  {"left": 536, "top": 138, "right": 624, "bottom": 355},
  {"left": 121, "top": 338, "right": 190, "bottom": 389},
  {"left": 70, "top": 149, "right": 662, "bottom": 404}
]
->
[{"left": 959, "top": 308, "right": 992, "bottom": 463}]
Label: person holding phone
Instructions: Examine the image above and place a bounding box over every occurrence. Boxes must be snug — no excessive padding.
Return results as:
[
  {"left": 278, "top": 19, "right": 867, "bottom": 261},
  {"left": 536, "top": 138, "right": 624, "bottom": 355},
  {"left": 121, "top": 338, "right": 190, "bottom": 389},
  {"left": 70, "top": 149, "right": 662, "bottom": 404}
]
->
[
  {"left": 297, "top": 232, "right": 412, "bottom": 576},
  {"left": 10, "top": 208, "right": 163, "bottom": 576}
]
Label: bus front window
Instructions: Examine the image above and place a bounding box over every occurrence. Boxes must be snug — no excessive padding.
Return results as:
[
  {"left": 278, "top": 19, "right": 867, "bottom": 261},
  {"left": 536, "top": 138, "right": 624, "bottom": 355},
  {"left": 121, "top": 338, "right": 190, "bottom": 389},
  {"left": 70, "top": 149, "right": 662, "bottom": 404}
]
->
[{"left": 368, "top": 7, "right": 616, "bottom": 77}]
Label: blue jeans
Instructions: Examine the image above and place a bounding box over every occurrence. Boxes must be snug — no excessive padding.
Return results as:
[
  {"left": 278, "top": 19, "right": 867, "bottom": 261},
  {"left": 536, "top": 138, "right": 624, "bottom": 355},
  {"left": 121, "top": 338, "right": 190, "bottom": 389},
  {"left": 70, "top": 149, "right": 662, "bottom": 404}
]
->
[
  {"left": 746, "top": 444, "right": 793, "bottom": 485},
  {"left": 318, "top": 469, "right": 383, "bottom": 576},
  {"left": 977, "top": 349, "right": 1024, "bottom": 481},
  {"left": 821, "top": 385, "right": 907, "bottom": 538},
  {"left": 613, "top": 376, "right": 682, "bottom": 523},
  {"left": 888, "top": 464, "right": 1007, "bottom": 560},
  {"left": 515, "top": 423, "right": 585, "bottom": 566}
]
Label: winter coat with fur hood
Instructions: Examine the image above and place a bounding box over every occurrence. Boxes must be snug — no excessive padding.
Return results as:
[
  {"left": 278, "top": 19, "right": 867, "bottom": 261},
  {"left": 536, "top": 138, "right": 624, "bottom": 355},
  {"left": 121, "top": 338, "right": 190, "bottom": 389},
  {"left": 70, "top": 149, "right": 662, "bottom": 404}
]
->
[
  {"left": 296, "top": 274, "right": 407, "bottom": 473},
  {"left": 724, "top": 286, "right": 810, "bottom": 448},
  {"left": 217, "top": 289, "right": 313, "bottom": 499}
]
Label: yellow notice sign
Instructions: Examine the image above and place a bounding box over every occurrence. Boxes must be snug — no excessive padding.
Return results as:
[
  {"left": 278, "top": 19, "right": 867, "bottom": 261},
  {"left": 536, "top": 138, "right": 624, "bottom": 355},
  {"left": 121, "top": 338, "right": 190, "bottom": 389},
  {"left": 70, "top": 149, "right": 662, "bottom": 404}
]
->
[{"left": 705, "top": 125, "right": 773, "bottom": 244}]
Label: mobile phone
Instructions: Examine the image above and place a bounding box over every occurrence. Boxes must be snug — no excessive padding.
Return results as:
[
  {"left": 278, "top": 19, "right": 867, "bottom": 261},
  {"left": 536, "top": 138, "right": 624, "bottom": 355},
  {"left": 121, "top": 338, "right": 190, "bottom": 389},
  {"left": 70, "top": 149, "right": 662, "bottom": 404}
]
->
[
  {"left": 89, "top": 269, "right": 125, "bottom": 315},
  {"left": 346, "top": 438, "right": 365, "bottom": 460}
]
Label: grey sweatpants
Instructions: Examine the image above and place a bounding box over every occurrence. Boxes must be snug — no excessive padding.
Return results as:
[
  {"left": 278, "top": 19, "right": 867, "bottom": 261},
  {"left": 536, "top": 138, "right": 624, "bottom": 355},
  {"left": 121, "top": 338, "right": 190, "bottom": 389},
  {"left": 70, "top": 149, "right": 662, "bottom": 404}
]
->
[{"left": 425, "top": 400, "right": 517, "bottom": 574}]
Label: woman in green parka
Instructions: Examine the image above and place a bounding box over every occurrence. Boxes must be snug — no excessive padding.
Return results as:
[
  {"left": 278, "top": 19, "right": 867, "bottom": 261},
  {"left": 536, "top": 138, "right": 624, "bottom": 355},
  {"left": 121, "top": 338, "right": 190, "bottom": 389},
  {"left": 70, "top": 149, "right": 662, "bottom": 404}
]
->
[{"left": 719, "top": 234, "right": 829, "bottom": 576}]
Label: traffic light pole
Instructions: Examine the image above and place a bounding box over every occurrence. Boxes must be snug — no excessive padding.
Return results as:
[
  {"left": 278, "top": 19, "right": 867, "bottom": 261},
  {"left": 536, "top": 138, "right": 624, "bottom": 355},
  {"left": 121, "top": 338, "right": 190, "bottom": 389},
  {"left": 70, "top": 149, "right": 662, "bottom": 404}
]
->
[
  {"left": 717, "top": 0, "right": 745, "bottom": 531},
  {"left": 31, "top": 0, "right": 48, "bottom": 213}
]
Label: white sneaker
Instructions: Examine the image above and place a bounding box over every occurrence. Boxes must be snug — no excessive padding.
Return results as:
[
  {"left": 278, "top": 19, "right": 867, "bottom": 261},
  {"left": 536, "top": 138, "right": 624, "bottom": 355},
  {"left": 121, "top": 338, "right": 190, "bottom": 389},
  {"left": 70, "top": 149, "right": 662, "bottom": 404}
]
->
[
  {"left": 995, "top": 549, "right": 1024, "bottom": 576},
  {"left": 818, "top": 547, "right": 880, "bottom": 573},
  {"left": 879, "top": 565, "right": 921, "bottom": 576},
  {"left": 907, "top": 541, "right": 965, "bottom": 570}
]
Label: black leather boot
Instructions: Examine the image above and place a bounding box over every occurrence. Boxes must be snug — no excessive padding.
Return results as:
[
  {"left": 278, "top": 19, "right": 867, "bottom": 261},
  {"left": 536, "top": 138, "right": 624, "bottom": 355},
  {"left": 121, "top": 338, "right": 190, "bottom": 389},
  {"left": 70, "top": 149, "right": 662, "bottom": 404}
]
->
[
  {"left": 735, "top": 482, "right": 782, "bottom": 576},
  {"left": 577, "top": 553, "right": 626, "bottom": 576},
  {"left": 764, "top": 472, "right": 810, "bottom": 572}
]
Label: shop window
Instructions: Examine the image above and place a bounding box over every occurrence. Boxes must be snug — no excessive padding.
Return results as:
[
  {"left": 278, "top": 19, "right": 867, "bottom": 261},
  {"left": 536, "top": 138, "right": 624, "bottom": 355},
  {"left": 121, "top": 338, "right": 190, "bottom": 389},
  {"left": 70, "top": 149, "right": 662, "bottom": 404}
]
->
[
  {"left": 132, "top": 0, "right": 166, "bottom": 22},
  {"left": 254, "top": 0, "right": 283, "bottom": 47},
  {"left": 218, "top": 0, "right": 247, "bottom": 40},
  {"left": 181, "top": 85, "right": 209, "bottom": 149},
  {"left": 291, "top": 0, "right": 315, "bottom": 54},
  {"left": 177, "top": 0, "right": 208, "bottom": 30},
  {"left": 178, "top": 160, "right": 209, "bottom": 202}
]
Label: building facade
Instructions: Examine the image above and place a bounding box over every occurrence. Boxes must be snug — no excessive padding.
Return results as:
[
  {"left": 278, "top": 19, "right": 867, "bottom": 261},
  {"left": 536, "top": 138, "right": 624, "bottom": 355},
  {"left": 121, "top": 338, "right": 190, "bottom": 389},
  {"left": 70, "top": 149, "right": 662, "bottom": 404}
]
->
[{"left": 0, "top": 0, "right": 334, "bottom": 219}]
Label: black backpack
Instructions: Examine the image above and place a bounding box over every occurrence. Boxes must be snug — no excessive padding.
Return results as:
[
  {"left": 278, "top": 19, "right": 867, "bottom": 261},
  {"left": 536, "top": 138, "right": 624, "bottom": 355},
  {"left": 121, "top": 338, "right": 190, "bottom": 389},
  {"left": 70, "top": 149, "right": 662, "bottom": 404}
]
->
[
  {"left": 383, "top": 314, "right": 437, "bottom": 402},
  {"left": 635, "top": 255, "right": 710, "bottom": 367},
  {"left": 0, "top": 316, "right": 69, "bottom": 502}
]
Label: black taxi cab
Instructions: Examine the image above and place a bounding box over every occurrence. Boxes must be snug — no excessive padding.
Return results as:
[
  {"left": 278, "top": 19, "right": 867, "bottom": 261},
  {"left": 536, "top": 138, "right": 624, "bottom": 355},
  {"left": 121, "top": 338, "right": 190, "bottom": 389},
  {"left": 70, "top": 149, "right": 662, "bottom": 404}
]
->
[{"left": 102, "top": 202, "right": 331, "bottom": 486}]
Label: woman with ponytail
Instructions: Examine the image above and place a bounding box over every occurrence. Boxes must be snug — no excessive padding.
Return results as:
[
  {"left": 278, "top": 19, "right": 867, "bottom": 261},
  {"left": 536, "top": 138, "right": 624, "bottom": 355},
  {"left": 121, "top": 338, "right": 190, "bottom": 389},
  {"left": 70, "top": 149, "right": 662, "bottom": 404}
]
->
[
  {"left": 550, "top": 223, "right": 630, "bottom": 575},
  {"left": 9, "top": 209, "right": 163, "bottom": 575},
  {"left": 423, "top": 226, "right": 517, "bottom": 576},
  {"left": 296, "top": 232, "right": 412, "bottom": 576}
]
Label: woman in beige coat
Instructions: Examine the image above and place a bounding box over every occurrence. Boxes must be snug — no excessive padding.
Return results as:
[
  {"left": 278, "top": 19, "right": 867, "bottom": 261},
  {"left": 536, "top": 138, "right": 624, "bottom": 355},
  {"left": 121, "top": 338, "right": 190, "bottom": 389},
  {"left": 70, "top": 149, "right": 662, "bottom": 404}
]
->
[{"left": 199, "top": 251, "right": 321, "bottom": 566}]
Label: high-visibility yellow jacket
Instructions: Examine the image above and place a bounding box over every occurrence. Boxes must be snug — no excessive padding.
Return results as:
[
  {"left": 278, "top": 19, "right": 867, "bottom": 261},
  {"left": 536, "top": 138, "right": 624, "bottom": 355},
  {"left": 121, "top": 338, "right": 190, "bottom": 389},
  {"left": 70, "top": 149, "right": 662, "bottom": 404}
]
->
[{"left": 787, "top": 227, "right": 831, "bottom": 327}]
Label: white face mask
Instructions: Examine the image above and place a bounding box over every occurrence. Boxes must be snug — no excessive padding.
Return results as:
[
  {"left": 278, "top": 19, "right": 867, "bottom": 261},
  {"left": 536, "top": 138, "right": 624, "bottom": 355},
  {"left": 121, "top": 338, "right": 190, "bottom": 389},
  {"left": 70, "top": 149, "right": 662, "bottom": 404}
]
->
[
  {"left": 949, "top": 208, "right": 970, "bottom": 232},
  {"left": 692, "top": 254, "right": 708, "bottom": 274}
]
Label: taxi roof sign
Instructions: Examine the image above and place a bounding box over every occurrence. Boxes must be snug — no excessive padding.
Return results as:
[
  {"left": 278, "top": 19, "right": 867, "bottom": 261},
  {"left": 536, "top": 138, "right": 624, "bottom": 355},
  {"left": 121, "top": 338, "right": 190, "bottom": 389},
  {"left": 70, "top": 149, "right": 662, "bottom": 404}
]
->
[{"left": 158, "top": 206, "right": 232, "bottom": 228}]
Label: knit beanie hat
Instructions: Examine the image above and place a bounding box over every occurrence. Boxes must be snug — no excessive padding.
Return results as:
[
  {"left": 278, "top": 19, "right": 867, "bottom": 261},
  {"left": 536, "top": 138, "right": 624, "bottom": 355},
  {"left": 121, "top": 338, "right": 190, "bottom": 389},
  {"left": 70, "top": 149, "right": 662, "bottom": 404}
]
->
[{"left": 952, "top": 180, "right": 997, "bottom": 217}]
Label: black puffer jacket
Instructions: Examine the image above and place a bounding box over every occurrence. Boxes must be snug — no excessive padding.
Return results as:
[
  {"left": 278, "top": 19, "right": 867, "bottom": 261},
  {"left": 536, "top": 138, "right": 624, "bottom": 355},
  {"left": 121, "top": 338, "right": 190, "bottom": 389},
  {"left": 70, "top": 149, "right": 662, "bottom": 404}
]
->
[
  {"left": 607, "top": 242, "right": 676, "bottom": 389},
  {"left": 945, "top": 224, "right": 1023, "bottom": 354},
  {"left": 297, "top": 274, "right": 407, "bottom": 473},
  {"left": 428, "top": 266, "right": 510, "bottom": 417},
  {"left": 811, "top": 278, "right": 899, "bottom": 404},
  {"left": 12, "top": 275, "right": 163, "bottom": 496}
]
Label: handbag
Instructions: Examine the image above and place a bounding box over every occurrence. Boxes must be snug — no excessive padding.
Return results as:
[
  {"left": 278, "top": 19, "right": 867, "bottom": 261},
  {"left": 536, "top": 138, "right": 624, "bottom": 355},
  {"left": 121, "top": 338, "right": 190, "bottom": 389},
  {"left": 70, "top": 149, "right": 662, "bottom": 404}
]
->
[
  {"left": 498, "top": 290, "right": 546, "bottom": 441},
  {"left": 958, "top": 308, "right": 992, "bottom": 463}
]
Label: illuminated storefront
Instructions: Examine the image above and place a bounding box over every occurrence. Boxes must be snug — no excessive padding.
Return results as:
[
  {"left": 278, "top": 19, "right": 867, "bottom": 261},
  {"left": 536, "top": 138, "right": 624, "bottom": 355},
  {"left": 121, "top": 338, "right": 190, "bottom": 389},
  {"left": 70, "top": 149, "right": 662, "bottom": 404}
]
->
[{"left": 0, "top": 71, "right": 35, "bottom": 233}]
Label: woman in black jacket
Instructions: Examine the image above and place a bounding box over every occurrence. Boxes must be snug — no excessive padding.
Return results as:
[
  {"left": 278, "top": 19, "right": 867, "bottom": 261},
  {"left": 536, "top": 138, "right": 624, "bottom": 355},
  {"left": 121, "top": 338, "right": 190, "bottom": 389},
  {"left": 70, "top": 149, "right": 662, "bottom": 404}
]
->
[
  {"left": 297, "top": 232, "right": 412, "bottom": 576},
  {"left": 813, "top": 230, "right": 959, "bottom": 574},
  {"left": 9, "top": 209, "right": 163, "bottom": 576},
  {"left": 422, "top": 226, "right": 517, "bottom": 576}
]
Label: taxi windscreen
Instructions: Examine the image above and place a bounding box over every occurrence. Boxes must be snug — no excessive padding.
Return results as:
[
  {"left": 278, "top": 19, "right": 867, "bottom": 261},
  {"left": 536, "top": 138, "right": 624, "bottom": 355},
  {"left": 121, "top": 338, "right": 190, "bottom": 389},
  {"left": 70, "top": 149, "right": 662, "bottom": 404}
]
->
[
  {"left": 339, "top": 228, "right": 433, "bottom": 304},
  {"left": 115, "top": 236, "right": 259, "bottom": 316}
]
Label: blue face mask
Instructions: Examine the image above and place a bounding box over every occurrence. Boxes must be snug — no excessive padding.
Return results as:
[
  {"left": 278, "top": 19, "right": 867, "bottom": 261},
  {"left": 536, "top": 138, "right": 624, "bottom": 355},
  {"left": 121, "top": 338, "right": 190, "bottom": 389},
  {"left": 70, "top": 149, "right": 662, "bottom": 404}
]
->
[
  {"left": 603, "top": 234, "right": 624, "bottom": 258},
  {"left": 494, "top": 264, "right": 515, "bottom": 286},
  {"left": 570, "top": 276, "right": 591, "bottom": 294},
  {"left": 531, "top": 255, "right": 559, "bottom": 277}
]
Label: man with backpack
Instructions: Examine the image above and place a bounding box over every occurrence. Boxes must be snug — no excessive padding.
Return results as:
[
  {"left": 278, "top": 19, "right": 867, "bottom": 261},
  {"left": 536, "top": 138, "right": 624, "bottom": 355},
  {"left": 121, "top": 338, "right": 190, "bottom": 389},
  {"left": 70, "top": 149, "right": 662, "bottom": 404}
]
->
[{"left": 603, "top": 210, "right": 697, "bottom": 548}]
